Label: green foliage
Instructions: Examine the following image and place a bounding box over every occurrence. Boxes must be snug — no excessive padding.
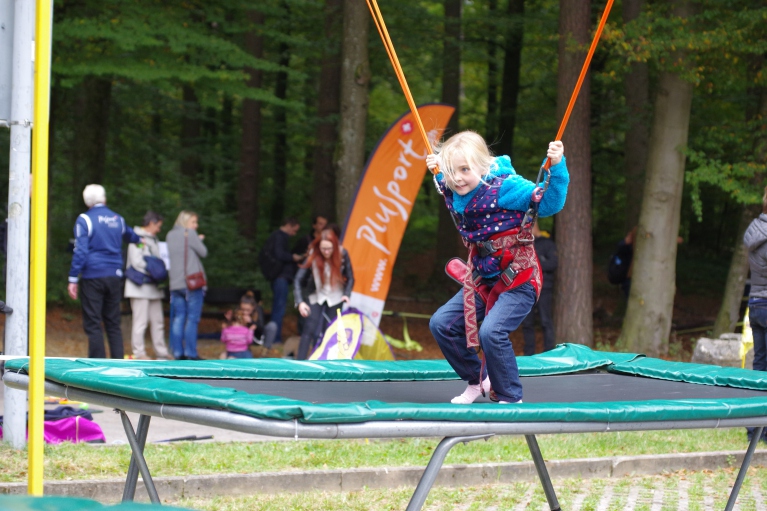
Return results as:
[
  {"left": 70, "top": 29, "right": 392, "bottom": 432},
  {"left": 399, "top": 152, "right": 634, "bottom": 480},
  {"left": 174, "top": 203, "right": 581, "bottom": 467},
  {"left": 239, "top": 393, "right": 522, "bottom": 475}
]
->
[{"left": 5, "top": 0, "right": 766, "bottom": 304}]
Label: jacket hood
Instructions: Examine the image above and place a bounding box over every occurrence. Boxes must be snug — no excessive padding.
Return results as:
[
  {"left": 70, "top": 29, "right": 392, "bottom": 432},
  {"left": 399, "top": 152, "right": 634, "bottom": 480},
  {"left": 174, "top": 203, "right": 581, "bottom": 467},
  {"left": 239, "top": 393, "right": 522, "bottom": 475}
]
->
[{"left": 745, "top": 214, "right": 767, "bottom": 251}]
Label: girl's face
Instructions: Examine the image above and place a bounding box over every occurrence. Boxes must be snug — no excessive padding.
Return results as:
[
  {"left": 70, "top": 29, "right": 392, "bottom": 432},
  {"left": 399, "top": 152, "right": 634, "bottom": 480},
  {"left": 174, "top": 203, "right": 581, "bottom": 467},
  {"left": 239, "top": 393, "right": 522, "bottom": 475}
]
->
[
  {"left": 448, "top": 154, "right": 482, "bottom": 196},
  {"left": 319, "top": 240, "right": 334, "bottom": 260},
  {"left": 188, "top": 215, "right": 199, "bottom": 231}
]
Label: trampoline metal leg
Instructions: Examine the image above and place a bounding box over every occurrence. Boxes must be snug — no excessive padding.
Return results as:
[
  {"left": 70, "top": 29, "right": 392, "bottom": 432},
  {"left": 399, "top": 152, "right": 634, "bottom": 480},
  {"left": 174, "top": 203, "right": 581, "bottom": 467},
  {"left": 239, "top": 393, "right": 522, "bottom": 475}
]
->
[
  {"left": 406, "top": 434, "right": 493, "bottom": 511},
  {"left": 122, "top": 413, "right": 152, "bottom": 502},
  {"left": 724, "top": 426, "right": 764, "bottom": 511},
  {"left": 119, "top": 410, "right": 161, "bottom": 504},
  {"left": 525, "top": 435, "right": 560, "bottom": 511}
]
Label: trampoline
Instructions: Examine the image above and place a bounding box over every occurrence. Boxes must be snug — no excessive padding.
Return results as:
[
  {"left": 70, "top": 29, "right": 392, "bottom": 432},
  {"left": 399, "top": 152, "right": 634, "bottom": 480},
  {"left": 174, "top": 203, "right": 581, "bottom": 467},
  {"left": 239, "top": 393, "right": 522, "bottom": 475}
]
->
[{"left": 4, "top": 343, "right": 767, "bottom": 511}]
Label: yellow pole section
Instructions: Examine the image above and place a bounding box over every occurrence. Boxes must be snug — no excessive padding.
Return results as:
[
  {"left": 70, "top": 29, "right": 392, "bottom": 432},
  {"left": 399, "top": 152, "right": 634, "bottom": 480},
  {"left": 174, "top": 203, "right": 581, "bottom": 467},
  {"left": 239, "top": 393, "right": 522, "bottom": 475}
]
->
[{"left": 28, "top": 0, "right": 52, "bottom": 495}]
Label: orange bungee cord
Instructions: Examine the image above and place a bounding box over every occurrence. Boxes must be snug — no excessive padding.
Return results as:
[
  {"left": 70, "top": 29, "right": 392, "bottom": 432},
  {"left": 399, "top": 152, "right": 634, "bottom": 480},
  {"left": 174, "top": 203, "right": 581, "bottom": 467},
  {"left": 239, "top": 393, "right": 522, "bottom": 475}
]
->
[{"left": 366, "top": 0, "right": 615, "bottom": 176}]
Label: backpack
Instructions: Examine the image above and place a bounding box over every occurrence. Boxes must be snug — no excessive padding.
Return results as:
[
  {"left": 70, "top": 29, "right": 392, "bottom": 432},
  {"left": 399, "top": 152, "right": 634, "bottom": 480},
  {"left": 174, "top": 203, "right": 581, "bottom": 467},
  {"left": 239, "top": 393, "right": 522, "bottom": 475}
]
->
[
  {"left": 144, "top": 255, "right": 168, "bottom": 283},
  {"left": 258, "top": 235, "right": 284, "bottom": 281},
  {"left": 607, "top": 241, "right": 633, "bottom": 285}
]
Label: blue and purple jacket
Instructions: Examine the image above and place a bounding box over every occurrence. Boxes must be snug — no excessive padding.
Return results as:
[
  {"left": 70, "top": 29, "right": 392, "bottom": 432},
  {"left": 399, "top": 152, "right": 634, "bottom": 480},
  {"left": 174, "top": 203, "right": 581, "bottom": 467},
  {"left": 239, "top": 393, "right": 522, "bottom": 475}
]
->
[{"left": 436, "top": 155, "right": 569, "bottom": 278}]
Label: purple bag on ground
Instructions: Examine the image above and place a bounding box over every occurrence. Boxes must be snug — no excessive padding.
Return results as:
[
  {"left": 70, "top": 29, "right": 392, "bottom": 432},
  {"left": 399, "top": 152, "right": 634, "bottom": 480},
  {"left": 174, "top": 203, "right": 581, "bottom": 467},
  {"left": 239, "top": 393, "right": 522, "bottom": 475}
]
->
[
  {"left": 0, "top": 415, "right": 106, "bottom": 444},
  {"left": 43, "top": 416, "right": 106, "bottom": 444}
]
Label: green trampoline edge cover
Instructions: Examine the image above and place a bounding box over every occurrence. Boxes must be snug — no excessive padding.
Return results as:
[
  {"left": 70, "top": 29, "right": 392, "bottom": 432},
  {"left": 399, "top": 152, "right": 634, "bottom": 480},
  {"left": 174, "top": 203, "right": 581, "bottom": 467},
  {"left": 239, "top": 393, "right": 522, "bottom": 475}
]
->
[
  {"left": 0, "top": 495, "right": 197, "bottom": 510},
  {"left": 5, "top": 344, "right": 767, "bottom": 425}
]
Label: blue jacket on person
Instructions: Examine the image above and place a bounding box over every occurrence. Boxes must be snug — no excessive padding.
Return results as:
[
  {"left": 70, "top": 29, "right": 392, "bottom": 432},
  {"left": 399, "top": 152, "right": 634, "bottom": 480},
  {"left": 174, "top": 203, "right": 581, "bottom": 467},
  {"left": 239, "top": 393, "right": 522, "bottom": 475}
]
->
[{"left": 68, "top": 204, "right": 141, "bottom": 283}]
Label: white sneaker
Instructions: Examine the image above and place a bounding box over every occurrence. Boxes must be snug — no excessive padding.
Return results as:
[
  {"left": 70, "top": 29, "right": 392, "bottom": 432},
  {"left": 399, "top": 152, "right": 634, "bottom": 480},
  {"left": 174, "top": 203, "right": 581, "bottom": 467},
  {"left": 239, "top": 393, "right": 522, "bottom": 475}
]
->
[
  {"left": 499, "top": 399, "right": 523, "bottom": 404},
  {"left": 451, "top": 377, "right": 491, "bottom": 404}
]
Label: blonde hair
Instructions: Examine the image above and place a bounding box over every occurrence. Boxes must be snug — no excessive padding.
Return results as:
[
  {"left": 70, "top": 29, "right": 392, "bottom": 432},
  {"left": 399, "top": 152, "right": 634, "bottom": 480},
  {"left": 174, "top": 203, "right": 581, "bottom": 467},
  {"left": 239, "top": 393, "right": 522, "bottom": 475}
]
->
[
  {"left": 436, "top": 131, "right": 495, "bottom": 192},
  {"left": 174, "top": 210, "right": 198, "bottom": 228}
]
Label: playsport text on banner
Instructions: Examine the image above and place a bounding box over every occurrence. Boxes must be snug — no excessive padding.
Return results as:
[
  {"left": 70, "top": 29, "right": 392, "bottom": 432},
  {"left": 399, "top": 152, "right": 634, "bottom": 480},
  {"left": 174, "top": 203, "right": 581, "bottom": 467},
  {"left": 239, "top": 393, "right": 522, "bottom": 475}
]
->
[{"left": 342, "top": 104, "right": 455, "bottom": 326}]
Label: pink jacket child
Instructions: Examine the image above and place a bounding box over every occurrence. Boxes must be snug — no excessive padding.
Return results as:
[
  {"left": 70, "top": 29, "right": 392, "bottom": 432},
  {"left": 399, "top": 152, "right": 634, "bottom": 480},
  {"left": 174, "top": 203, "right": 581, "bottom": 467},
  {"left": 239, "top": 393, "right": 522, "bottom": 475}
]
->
[{"left": 221, "top": 310, "right": 255, "bottom": 359}]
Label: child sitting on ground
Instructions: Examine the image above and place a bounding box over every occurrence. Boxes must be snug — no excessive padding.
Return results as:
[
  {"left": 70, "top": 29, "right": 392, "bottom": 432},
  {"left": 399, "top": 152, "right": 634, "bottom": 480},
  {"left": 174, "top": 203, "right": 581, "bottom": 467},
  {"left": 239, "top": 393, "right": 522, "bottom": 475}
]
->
[{"left": 220, "top": 308, "right": 255, "bottom": 359}]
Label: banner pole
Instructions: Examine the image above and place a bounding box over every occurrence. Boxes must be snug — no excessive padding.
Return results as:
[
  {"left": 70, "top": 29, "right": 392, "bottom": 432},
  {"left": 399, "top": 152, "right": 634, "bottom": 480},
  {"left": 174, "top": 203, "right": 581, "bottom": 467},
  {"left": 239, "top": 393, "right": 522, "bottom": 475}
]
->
[{"left": 28, "top": 0, "right": 52, "bottom": 495}]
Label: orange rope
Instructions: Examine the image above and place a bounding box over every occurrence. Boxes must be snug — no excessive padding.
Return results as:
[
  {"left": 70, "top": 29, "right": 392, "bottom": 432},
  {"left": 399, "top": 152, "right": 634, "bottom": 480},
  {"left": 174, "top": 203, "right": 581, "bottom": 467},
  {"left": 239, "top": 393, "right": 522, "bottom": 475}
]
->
[
  {"left": 367, "top": 0, "right": 615, "bottom": 173},
  {"left": 366, "top": 0, "right": 438, "bottom": 173},
  {"left": 544, "top": 0, "right": 615, "bottom": 169}
]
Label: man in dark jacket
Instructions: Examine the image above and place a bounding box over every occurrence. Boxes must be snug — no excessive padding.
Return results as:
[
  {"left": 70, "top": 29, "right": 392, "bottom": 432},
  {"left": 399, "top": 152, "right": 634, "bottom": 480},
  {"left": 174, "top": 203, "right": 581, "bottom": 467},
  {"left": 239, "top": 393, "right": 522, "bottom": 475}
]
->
[
  {"left": 521, "top": 222, "right": 557, "bottom": 356},
  {"left": 744, "top": 189, "right": 767, "bottom": 443},
  {"left": 263, "top": 217, "right": 302, "bottom": 344},
  {"left": 68, "top": 184, "right": 141, "bottom": 359}
]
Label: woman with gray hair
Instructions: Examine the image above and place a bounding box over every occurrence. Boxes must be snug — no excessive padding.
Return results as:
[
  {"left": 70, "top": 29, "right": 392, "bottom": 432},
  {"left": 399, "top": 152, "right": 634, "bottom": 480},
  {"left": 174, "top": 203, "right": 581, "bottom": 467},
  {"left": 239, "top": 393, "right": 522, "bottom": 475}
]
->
[
  {"left": 125, "top": 211, "right": 171, "bottom": 360},
  {"left": 166, "top": 210, "right": 207, "bottom": 360}
]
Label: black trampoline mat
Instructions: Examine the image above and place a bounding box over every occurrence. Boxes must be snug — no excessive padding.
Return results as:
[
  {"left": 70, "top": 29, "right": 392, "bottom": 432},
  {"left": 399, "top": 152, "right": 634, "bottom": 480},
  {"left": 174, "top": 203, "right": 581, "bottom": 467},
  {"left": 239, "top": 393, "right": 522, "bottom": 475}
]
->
[{"left": 183, "top": 372, "right": 767, "bottom": 405}]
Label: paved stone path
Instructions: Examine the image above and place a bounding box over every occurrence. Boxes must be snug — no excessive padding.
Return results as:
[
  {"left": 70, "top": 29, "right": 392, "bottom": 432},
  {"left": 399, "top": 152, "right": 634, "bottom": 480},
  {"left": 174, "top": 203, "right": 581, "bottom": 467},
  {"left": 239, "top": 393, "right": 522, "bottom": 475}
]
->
[{"left": 521, "top": 482, "right": 767, "bottom": 511}]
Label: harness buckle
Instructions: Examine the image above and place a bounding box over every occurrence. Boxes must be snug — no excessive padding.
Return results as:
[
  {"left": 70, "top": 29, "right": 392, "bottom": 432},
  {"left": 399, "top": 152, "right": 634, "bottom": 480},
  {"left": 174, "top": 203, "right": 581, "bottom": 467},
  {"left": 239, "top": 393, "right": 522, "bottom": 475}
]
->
[
  {"left": 500, "top": 266, "right": 518, "bottom": 287},
  {"left": 472, "top": 270, "right": 483, "bottom": 287},
  {"left": 477, "top": 240, "right": 496, "bottom": 257}
]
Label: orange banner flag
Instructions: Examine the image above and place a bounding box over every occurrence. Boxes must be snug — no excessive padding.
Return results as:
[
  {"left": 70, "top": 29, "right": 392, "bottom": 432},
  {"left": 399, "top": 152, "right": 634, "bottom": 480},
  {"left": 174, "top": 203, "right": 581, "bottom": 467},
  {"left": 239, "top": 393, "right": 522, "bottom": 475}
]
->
[{"left": 342, "top": 104, "right": 455, "bottom": 325}]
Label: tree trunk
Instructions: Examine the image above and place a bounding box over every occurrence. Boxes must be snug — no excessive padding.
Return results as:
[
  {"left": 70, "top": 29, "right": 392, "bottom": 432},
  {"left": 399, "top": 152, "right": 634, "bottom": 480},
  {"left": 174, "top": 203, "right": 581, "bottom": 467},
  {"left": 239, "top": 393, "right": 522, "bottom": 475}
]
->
[
  {"left": 713, "top": 205, "right": 759, "bottom": 336},
  {"left": 434, "top": 0, "right": 464, "bottom": 271},
  {"left": 238, "top": 11, "right": 264, "bottom": 238},
  {"left": 270, "top": 41, "right": 290, "bottom": 229},
  {"left": 553, "top": 0, "right": 593, "bottom": 346},
  {"left": 336, "top": 0, "right": 370, "bottom": 224},
  {"left": 622, "top": 0, "right": 649, "bottom": 232},
  {"left": 73, "top": 77, "right": 112, "bottom": 190},
  {"left": 620, "top": 0, "right": 694, "bottom": 356},
  {"left": 712, "top": 56, "right": 767, "bottom": 336},
  {"left": 180, "top": 85, "right": 202, "bottom": 178},
  {"left": 311, "top": 0, "right": 343, "bottom": 222},
  {"left": 484, "top": 0, "right": 499, "bottom": 143},
  {"left": 496, "top": 0, "right": 524, "bottom": 158}
]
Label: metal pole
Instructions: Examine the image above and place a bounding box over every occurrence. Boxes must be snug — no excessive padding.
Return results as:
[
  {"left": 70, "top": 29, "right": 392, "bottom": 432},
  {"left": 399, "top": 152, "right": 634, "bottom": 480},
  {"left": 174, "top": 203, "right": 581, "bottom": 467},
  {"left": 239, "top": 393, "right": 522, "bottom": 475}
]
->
[
  {"left": 406, "top": 434, "right": 493, "bottom": 511},
  {"left": 28, "top": 0, "right": 52, "bottom": 495},
  {"left": 119, "top": 411, "right": 161, "bottom": 504},
  {"left": 2, "top": 0, "right": 33, "bottom": 450},
  {"left": 0, "top": 0, "right": 13, "bottom": 123},
  {"left": 123, "top": 414, "right": 152, "bottom": 502},
  {"left": 525, "top": 434, "right": 561, "bottom": 511},
  {"left": 724, "top": 426, "right": 764, "bottom": 511}
]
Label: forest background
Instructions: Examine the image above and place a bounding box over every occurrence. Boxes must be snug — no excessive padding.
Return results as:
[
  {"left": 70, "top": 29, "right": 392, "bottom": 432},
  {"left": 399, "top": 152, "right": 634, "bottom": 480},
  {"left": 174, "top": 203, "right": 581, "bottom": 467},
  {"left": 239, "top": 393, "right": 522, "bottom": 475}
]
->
[{"left": 0, "top": 0, "right": 765, "bottom": 356}]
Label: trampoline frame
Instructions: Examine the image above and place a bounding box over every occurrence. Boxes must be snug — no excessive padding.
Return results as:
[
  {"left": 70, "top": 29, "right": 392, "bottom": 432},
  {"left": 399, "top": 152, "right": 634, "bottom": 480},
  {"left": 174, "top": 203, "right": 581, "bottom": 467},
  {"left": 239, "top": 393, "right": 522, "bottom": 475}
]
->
[{"left": 5, "top": 372, "right": 767, "bottom": 511}]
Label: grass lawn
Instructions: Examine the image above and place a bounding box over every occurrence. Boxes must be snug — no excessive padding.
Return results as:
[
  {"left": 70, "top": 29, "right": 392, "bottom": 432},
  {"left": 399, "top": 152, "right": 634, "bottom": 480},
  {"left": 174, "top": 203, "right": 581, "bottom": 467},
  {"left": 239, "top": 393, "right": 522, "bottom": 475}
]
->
[
  {"left": 173, "top": 467, "right": 767, "bottom": 511},
  {"left": 0, "top": 427, "right": 756, "bottom": 483}
]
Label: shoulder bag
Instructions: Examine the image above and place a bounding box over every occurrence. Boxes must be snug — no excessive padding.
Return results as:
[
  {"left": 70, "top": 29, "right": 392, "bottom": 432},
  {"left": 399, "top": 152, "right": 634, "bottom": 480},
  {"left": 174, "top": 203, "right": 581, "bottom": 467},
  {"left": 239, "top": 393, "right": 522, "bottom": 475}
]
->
[{"left": 184, "top": 230, "right": 207, "bottom": 290}]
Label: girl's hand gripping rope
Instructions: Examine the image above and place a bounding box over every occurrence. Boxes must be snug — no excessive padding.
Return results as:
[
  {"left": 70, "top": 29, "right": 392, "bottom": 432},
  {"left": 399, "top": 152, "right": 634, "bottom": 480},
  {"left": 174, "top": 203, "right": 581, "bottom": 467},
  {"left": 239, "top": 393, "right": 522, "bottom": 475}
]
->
[
  {"left": 547, "top": 141, "right": 564, "bottom": 166},
  {"left": 426, "top": 153, "right": 441, "bottom": 173}
]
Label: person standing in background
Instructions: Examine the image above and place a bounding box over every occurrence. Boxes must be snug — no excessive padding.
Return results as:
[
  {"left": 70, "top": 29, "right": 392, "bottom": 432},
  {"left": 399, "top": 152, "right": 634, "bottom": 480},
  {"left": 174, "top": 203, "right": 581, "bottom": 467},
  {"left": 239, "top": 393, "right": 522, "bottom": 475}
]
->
[
  {"left": 166, "top": 210, "right": 208, "bottom": 360},
  {"left": 125, "top": 211, "right": 171, "bottom": 360},
  {"left": 260, "top": 218, "right": 302, "bottom": 344},
  {"left": 293, "top": 215, "right": 328, "bottom": 260},
  {"left": 521, "top": 222, "right": 557, "bottom": 356},
  {"left": 743, "top": 187, "right": 767, "bottom": 444},
  {"left": 68, "top": 184, "right": 141, "bottom": 359}
]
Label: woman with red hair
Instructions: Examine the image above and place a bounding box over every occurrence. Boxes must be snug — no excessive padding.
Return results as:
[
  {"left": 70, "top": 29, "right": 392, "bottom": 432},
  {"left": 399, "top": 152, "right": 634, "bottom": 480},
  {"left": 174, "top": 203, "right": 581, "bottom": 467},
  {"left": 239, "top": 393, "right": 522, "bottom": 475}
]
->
[{"left": 293, "top": 228, "right": 355, "bottom": 359}]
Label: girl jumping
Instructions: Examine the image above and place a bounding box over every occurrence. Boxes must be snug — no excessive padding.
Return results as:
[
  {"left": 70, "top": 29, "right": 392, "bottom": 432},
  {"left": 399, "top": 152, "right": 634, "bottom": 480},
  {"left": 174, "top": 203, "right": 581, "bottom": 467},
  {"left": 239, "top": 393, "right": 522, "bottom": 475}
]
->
[{"left": 427, "top": 131, "right": 568, "bottom": 404}]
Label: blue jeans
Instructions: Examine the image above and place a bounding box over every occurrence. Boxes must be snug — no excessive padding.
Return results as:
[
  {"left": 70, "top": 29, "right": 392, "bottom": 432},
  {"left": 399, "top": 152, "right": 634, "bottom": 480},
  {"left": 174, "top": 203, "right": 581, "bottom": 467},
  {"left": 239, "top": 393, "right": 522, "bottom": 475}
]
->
[
  {"left": 169, "top": 289, "right": 204, "bottom": 358},
  {"left": 430, "top": 283, "right": 536, "bottom": 402},
  {"left": 270, "top": 277, "right": 290, "bottom": 343},
  {"left": 747, "top": 300, "right": 767, "bottom": 440}
]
